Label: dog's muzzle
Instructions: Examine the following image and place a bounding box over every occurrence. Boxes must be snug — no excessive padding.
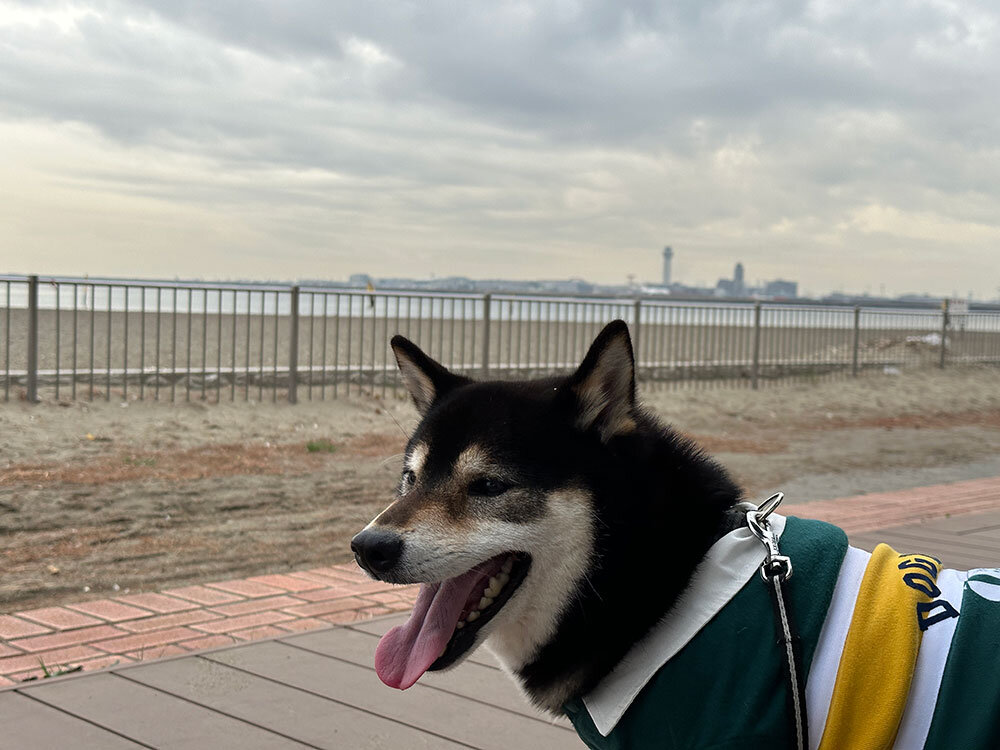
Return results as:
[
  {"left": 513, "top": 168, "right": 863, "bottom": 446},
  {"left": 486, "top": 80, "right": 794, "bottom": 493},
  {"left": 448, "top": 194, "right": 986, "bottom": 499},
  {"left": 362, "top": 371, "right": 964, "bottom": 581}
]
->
[{"left": 351, "top": 528, "right": 404, "bottom": 577}]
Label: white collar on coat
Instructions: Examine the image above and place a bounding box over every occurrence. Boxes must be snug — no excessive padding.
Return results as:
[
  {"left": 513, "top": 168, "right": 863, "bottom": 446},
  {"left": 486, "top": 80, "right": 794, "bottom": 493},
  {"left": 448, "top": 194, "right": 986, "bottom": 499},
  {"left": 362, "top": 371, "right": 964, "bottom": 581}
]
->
[{"left": 582, "top": 505, "right": 786, "bottom": 737}]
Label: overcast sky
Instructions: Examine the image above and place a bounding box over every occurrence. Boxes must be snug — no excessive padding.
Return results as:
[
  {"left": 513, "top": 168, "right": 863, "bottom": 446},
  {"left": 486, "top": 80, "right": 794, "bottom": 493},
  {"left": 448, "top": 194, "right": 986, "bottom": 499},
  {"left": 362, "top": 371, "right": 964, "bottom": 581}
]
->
[{"left": 1, "top": 1, "right": 998, "bottom": 298}]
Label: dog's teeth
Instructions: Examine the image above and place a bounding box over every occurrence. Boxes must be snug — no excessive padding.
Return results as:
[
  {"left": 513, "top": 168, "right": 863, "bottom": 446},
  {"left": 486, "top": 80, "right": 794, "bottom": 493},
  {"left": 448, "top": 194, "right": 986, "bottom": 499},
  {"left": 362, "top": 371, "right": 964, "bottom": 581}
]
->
[
  {"left": 497, "top": 572, "right": 510, "bottom": 586},
  {"left": 479, "top": 596, "right": 494, "bottom": 610},
  {"left": 456, "top": 620, "right": 465, "bottom": 629},
  {"left": 467, "top": 610, "right": 480, "bottom": 622},
  {"left": 485, "top": 577, "right": 502, "bottom": 598},
  {"left": 501, "top": 557, "right": 514, "bottom": 574}
]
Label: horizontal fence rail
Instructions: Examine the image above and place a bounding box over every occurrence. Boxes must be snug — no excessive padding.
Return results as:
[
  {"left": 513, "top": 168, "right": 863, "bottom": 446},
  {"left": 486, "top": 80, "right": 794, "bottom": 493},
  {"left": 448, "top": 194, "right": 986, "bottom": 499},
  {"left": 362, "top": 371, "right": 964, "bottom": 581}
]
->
[{"left": 1, "top": 274, "right": 999, "bottom": 403}]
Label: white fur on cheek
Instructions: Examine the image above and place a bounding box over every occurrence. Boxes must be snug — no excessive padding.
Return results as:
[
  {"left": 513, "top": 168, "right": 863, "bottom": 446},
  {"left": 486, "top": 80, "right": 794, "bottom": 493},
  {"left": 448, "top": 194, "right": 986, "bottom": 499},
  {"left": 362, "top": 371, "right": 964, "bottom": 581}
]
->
[
  {"left": 360, "top": 487, "right": 595, "bottom": 679},
  {"left": 484, "top": 489, "right": 595, "bottom": 674}
]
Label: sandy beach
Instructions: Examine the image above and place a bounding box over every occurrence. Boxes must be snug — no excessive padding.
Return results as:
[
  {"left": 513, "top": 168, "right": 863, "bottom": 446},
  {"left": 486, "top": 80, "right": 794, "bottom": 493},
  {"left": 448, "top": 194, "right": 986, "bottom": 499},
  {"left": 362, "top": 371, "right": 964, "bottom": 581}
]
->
[{"left": 2, "top": 365, "right": 1000, "bottom": 612}]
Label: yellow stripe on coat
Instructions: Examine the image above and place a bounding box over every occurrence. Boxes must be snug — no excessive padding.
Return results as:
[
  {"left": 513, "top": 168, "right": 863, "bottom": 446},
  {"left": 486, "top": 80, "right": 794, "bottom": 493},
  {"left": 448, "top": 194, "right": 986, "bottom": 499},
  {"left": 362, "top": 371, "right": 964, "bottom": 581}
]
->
[{"left": 818, "top": 543, "right": 941, "bottom": 750}]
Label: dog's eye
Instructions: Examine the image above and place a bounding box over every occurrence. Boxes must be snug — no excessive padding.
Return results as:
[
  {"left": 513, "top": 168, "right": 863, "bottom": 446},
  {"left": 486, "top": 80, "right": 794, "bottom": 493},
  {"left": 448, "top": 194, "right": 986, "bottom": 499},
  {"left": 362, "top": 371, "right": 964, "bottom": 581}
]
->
[
  {"left": 401, "top": 469, "right": 416, "bottom": 490},
  {"left": 468, "top": 477, "right": 510, "bottom": 497}
]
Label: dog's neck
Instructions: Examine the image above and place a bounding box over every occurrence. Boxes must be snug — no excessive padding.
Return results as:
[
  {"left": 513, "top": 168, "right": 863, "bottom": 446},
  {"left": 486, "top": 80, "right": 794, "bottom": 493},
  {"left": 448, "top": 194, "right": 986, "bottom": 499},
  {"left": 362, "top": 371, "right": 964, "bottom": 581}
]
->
[{"left": 500, "top": 431, "right": 742, "bottom": 714}]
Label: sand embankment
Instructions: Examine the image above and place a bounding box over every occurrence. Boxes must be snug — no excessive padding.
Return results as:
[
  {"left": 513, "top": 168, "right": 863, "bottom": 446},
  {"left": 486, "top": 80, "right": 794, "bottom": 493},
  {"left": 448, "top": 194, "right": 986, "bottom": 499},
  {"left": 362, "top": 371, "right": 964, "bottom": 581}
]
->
[{"left": 2, "top": 366, "right": 999, "bottom": 611}]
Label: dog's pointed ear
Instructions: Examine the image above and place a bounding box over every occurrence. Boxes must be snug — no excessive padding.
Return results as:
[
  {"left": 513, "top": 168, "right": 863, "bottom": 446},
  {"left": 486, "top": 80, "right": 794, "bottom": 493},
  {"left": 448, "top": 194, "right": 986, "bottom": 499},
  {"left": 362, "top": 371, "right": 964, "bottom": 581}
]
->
[
  {"left": 391, "top": 335, "right": 470, "bottom": 415},
  {"left": 566, "top": 320, "right": 636, "bottom": 441}
]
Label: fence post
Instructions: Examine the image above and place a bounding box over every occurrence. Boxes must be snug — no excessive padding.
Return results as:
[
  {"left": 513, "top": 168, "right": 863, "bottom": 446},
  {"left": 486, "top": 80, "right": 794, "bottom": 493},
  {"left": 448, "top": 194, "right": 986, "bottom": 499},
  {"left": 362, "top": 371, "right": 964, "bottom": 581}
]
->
[
  {"left": 851, "top": 306, "right": 861, "bottom": 377},
  {"left": 288, "top": 285, "right": 300, "bottom": 403},
  {"left": 939, "top": 298, "right": 949, "bottom": 369},
  {"left": 751, "top": 302, "right": 761, "bottom": 390},
  {"left": 481, "top": 293, "right": 491, "bottom": 378},
  {"left": 632, "top": 299, "right": 642, "bottom": 371},
  {"left": 27, "top": 275, "right": 39, "bottom": 403}
]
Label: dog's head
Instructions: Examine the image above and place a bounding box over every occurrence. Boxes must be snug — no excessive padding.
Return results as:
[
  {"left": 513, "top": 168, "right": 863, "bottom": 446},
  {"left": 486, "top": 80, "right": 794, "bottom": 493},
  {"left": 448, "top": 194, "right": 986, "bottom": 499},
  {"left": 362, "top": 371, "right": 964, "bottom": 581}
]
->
[{"left": 353, "top": 320, "right": 638, "bottom": 690}]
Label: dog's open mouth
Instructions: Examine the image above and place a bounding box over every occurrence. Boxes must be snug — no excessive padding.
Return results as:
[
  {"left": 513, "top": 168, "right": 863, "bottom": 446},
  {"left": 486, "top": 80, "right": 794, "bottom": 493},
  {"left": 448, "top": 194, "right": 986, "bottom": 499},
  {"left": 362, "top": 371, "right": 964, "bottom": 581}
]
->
[{"left": 374, "top": 552, "right": 531, "bottom": 689}]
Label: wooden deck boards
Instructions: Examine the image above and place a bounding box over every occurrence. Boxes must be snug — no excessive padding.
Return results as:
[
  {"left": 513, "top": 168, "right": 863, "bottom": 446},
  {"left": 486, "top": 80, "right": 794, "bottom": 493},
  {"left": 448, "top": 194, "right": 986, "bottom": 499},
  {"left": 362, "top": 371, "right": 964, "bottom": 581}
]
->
[
  {"left": 850, "top": 511, "right": 1000, "bottom": 569},
  {"left": 0, "top": 690, "right": 146, "bottom": 749},
  {"left": 7, "top": 614, "right": 583, "bottom": 749}
]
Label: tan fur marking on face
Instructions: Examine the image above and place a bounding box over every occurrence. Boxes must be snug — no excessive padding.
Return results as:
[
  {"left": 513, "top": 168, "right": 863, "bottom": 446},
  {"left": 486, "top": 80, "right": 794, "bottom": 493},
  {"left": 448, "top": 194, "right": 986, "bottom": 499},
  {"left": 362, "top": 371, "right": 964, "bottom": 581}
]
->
[
  {"left": 406, "top": 443, "right": 428, "bottom": 475},
  {"left": 371, "top": 488, "right": 474, "bottom": 531},
  {"left": 453, "top": 444, "right": 497, "bottom": 478},
  {"left": 371, "top": 444, "right": 499, "bottom": 536}
]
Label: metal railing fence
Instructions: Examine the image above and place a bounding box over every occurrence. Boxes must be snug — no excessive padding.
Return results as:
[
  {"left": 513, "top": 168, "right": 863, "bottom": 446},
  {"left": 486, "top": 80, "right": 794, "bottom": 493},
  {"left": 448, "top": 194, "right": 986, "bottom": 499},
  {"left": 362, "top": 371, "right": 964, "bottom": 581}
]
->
[{"left": 2, "top": 274, "right": 999, "bottom": 403}]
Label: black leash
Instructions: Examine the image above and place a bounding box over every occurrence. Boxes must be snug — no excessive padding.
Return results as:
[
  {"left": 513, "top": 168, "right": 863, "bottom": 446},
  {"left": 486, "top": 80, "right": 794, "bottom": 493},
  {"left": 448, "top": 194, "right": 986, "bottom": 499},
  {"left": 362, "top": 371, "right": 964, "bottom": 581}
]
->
[{"left": 746, "top": 493, "right": 808, "bottom": 750}]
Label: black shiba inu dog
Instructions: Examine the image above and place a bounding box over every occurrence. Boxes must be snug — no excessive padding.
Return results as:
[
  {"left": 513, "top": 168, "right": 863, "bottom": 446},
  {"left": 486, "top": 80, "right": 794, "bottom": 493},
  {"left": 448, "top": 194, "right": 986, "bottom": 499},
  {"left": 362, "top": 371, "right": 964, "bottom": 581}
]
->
[{"left": 352, "top": 319, "right": 741, "bottom": 711}]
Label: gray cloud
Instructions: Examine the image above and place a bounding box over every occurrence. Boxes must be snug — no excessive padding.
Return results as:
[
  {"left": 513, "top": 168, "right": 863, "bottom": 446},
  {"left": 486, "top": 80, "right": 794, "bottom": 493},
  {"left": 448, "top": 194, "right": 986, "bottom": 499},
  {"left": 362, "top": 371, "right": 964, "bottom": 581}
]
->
[{"left": 0, "top": 0, "right": 998, "bottom": 296}]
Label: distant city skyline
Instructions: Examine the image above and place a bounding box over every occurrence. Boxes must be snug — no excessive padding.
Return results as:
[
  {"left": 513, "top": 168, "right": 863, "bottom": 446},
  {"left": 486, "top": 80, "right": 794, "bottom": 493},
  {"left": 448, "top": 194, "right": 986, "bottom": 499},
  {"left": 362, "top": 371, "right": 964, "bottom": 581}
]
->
[
  {"left": 345, "top": 246, "right": 980, "bottom": 302},
  {"left": 9, "top": 252, "right": 990, "bottom": 303},
  {"left": 341, "top": 263, "right": 982, "bottom": 307},
  {"left": 1, "top": 3, "right": 999, "bottom": 301}
]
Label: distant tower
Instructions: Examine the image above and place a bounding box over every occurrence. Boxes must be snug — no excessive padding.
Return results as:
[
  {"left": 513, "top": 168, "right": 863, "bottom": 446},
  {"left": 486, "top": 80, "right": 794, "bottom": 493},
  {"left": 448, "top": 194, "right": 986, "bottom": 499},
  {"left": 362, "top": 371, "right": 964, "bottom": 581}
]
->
[
  {"left": 662, "top": 246, "right": 673, "bottom": 286},
  {"left": 734, "top": 262, "right": 745, "bottom": 295}
]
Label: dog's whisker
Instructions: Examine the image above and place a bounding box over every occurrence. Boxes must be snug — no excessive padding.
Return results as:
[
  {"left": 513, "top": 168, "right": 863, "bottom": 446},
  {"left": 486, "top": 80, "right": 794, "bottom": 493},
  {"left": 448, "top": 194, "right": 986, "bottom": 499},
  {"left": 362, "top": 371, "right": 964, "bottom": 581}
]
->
[
  {"left": 383, "top": 408, "right": 411, "bottom": 440},
  {"left": 581, "top": 572, "right": 603, "bottom": 603}
]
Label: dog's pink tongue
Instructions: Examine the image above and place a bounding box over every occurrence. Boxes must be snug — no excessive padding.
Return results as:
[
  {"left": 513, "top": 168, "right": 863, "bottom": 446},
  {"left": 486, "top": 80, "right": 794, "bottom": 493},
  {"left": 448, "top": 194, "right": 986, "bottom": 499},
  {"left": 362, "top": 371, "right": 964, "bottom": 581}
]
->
[{"left": 374, "top": 567, "right": 483, "bottom": 689}]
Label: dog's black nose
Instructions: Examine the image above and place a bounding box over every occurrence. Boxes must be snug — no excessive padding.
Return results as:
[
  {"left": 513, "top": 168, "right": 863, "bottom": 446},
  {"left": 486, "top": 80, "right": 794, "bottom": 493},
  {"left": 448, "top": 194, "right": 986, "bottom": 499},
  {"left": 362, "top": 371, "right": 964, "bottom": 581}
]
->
[{"left": 351, "top": 528, "right": 404, "bottom": 576}]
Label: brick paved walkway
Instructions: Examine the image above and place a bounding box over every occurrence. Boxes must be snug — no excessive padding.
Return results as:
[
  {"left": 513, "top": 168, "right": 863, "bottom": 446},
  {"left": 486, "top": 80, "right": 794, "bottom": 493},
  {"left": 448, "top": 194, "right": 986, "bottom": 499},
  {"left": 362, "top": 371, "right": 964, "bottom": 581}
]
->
[
  {"left": 3, "top": 474, "right": 999, "bottom": 687},
  {"left": 787, "top": 474, "right": 1000, "bottom": 533},
  {"left": 0, "top": 566, "right": 418, "bottom": 685}
]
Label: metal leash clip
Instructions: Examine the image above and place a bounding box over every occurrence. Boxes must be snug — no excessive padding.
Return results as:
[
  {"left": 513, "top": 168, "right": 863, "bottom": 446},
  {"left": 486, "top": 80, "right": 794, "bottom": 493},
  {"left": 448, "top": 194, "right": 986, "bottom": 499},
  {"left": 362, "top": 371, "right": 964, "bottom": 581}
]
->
[
  {"left": 746, "top": 492, "right": 793, "bottom": 583},
  {"left": 747, "top": 492, "right": 807, "bottom": 750}
]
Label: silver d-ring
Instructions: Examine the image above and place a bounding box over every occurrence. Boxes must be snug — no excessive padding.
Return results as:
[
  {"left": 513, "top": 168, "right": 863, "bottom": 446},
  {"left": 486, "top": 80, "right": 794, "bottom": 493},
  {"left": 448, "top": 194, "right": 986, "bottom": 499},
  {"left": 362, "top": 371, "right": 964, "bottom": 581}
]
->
[{"left": 756, "top": 492, "right": 784, "bottom": 522}]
